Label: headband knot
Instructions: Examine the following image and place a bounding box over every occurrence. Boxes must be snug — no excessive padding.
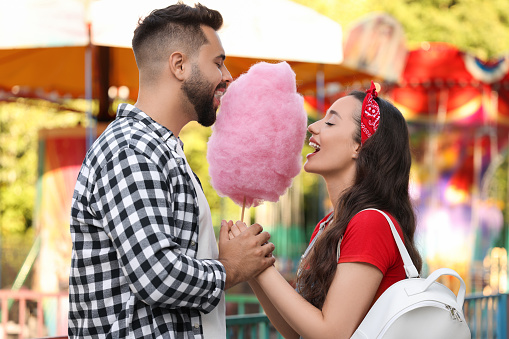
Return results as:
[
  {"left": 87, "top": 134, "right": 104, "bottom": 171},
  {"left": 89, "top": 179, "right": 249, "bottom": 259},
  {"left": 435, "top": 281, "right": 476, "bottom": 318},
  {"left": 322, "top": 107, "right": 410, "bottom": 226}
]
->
[{"left": 360, "top": 81, "right": 380, "bottom": 144}]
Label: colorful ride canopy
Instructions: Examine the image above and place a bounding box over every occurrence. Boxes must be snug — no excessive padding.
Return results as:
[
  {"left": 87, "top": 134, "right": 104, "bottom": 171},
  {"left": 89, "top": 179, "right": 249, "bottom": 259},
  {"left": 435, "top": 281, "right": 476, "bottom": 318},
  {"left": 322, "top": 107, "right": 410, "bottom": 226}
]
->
[
  {"left": 391, "top": 42, "right": 509, "bottom": 127},
  {"left": 389, "top": 43, "right": 509, "bottom": 289}
]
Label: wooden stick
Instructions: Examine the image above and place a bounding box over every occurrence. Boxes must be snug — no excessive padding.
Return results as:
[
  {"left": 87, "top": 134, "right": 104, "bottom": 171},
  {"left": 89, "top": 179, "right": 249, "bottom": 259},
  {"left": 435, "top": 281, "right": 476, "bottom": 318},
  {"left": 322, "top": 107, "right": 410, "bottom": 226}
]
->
[{"left": 241, "top": 196, "right": 246, "bottom": 222}]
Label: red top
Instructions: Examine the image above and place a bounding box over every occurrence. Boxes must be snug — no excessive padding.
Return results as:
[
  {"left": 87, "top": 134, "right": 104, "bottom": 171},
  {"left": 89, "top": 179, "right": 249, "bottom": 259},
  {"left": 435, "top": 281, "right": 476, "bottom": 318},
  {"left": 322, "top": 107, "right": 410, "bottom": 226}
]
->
[{"left": 309, "top": 210, "right": 406, "bottom": 301}]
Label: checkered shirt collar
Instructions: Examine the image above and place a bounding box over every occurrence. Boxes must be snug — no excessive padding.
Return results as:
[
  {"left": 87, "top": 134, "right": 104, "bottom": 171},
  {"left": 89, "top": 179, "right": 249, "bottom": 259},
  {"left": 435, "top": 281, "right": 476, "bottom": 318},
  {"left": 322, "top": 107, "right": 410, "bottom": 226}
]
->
[{"left": 116, "top": 103, "right": 183, "bottom": 150}]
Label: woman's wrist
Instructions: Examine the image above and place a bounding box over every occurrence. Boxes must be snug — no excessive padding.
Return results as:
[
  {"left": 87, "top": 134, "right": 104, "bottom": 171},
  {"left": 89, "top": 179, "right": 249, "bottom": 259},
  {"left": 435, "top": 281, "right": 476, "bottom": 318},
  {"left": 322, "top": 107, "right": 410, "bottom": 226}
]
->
[
  {"left": 254, "top": 265, "right": 276, "bottom": 284},
  {"left": 248, "top": 278, "right": 259, "bottom": 287}
]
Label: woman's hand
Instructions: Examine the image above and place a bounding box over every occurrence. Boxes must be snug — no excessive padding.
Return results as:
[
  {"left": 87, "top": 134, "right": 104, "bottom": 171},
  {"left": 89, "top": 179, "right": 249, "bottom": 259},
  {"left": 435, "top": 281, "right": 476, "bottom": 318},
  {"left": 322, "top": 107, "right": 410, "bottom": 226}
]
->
[{"left": 227, "top": 220, "right": 249, "bottom": 239}]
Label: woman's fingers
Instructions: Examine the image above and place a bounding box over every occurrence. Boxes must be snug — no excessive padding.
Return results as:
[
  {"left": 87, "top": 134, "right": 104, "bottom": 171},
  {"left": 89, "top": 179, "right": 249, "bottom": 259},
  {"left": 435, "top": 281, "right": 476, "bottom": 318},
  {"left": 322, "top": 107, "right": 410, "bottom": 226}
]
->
[
  {"left": 235, "top": 221, "right": 248, "bottom": 232},
  {"left": 228, "top": 220, "right": 252, "bottom": 238}
]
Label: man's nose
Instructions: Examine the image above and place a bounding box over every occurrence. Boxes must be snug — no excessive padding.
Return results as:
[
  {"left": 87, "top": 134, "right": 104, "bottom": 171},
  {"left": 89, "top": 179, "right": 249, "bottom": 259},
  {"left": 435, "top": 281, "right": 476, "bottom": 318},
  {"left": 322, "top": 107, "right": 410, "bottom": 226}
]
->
[{"left": 222, "top": 65, "right": 233, "bottom": 84}]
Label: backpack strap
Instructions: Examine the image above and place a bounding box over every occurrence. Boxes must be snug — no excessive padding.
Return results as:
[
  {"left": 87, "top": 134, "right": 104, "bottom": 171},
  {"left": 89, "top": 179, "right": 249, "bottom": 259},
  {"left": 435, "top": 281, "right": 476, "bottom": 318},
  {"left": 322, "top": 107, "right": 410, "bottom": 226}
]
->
[
  {"left": 406, "top": 267, "right": 466, "bottom": 306},
  {"left": 361, "top": 209, "right": 420, "bottom": 278}
]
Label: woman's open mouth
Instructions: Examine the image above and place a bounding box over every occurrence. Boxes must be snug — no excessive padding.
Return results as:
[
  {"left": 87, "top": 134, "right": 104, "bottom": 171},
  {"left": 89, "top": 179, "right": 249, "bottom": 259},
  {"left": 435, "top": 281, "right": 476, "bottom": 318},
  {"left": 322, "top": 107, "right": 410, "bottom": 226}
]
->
[{"left": 309, "top": 141, "right": 320, "bottom": 153}]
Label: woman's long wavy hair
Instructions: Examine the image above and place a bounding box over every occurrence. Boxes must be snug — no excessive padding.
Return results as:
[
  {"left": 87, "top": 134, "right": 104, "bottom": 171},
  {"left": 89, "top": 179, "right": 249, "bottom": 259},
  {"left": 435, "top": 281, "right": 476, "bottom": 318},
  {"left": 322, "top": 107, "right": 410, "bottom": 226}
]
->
[{"left": 296, "top": 91, "right": 423, "bottom": 309}]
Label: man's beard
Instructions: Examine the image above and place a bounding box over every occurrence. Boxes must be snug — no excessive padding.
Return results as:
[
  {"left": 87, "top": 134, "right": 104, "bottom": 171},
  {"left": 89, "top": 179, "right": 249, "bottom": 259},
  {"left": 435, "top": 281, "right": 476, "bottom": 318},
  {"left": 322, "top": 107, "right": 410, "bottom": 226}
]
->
[{"left": 181, "top": 64, "right": 217, "bottom": 127}]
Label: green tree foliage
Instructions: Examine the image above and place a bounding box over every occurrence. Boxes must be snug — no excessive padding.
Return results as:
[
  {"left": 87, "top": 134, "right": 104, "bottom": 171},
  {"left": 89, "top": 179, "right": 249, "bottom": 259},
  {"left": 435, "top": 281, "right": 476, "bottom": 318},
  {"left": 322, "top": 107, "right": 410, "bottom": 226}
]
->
[
  {"left": 0, "top": 99, "right": 85, "bottom": 286},
  {"left": 292, "top": 0, "right": 509, "bottom": 59},
  {"left": 0, "top": 100, "right": 85, "bottom": 236}
]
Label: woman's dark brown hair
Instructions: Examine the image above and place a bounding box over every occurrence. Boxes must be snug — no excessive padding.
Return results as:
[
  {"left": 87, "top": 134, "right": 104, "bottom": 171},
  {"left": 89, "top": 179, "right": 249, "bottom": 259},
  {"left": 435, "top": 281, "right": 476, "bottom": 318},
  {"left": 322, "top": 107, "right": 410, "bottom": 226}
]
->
[{"left": 296, "top": 91, "right": 423, "bottom": 309}]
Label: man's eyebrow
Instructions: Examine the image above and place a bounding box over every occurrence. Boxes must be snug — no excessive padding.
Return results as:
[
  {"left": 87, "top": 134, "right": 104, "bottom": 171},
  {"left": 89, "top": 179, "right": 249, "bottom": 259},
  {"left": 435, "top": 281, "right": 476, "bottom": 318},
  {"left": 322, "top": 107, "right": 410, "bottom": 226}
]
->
[{"left": 216, "top": 54, "right": 226, "bottom": 61}]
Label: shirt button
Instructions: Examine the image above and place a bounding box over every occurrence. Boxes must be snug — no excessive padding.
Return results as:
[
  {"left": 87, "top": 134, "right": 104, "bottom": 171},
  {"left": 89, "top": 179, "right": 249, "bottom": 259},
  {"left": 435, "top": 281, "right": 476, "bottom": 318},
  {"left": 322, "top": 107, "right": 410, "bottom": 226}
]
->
[
  {"left": 176, "top": 158, "right": 181, "bottom": 164},
  {"left": 194, "top": 323, "right": 199, "bottom": 329},
  {"left": 190, "top": 241, "right": 196, "bottom": 246}
]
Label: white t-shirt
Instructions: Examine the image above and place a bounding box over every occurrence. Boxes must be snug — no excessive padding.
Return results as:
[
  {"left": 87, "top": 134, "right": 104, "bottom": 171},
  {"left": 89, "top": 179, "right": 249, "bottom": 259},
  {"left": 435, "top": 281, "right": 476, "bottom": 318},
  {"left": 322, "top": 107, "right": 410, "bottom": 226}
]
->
[{"left": 176, "top": 144, "right": 225, "bottom": 338}]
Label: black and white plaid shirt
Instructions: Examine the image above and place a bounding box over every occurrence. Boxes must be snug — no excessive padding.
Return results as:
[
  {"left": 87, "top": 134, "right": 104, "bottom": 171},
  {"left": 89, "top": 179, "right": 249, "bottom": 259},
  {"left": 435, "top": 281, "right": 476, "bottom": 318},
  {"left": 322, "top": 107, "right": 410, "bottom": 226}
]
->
[{"left": 69, "top": 103, "right": 226, "bottom": 338}]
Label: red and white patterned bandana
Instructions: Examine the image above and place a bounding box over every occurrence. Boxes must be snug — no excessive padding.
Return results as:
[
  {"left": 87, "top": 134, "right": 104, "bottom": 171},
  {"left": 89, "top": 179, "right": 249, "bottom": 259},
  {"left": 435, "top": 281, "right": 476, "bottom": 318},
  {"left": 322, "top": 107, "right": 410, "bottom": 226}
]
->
[{"left": 360, "top": 81, "right": 380, "bottom": 144}]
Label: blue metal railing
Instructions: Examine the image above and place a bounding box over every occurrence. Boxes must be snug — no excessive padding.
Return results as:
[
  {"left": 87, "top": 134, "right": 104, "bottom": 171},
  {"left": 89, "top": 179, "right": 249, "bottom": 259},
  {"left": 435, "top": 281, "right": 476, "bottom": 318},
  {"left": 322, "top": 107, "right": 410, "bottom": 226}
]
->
[
  {"left": 225, "top": 294, "right": 283, "bottom": 339},
  {"left": 226, "top": 293, "right": 509, "bottom": 339},
  {"left": 226, "top": 313, "right": 274, "bottom": 339},
  {"left": 465, "top": 293, "right": 508, "bottom": 339}
]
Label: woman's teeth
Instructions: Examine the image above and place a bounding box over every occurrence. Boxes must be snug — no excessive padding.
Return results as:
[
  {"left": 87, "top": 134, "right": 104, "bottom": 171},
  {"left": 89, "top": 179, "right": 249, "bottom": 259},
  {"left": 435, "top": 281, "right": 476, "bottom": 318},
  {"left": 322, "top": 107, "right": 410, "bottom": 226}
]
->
[{"left": 309, "top": 141, "right": 320, "bottom": 152}]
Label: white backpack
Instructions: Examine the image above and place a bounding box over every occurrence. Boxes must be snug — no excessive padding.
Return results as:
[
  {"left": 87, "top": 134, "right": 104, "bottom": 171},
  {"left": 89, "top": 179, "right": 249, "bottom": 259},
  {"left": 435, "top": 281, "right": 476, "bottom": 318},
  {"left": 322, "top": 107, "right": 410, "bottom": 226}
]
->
[{"left": 350, "top": 209, "right": 471, "bottom": 339}]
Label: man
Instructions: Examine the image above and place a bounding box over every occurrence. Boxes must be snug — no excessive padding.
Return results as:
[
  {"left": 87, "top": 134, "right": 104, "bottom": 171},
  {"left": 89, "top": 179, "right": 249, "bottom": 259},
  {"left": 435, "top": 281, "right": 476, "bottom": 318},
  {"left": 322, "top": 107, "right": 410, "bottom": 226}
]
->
[{"left": 68, "top": 2, "right": 275, "bottom": 338}]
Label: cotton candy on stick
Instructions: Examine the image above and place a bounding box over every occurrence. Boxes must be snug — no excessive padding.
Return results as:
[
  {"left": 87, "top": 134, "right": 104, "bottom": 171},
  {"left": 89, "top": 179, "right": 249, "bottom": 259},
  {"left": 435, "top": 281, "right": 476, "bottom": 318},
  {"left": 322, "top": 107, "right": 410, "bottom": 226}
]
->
[{"left": 207, "top": 61, "right": 307, "bottom": 221}]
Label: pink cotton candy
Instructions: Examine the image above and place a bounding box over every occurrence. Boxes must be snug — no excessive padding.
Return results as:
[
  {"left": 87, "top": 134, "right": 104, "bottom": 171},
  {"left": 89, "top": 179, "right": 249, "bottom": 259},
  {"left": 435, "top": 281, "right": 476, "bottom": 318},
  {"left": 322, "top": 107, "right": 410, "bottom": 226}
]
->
[{"left": 207, "top": 61, "right": 307, "bottom": 208}]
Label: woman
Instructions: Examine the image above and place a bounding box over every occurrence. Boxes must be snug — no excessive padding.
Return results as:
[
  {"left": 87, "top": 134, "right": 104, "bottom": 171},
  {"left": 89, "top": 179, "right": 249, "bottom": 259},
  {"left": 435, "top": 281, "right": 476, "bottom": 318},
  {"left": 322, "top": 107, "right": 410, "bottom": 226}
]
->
[{"left": 227, "top": 82, "right": 423, "bottom": 338}]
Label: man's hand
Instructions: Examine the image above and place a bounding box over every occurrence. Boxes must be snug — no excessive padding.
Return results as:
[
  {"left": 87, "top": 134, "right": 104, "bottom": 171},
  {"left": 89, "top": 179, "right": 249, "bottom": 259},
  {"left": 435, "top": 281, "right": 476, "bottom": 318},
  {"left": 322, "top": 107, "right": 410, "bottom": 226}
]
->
[{"left": 219, "top": 220, "right": 275, "bottom": 290}]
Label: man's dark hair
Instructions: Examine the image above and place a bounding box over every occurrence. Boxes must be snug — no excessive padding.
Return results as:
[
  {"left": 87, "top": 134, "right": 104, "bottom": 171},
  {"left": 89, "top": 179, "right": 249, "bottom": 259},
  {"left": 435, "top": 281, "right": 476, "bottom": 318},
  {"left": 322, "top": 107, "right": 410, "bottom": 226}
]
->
[{"left": 132, "top": 2, "right": 223, "bottom": 70}]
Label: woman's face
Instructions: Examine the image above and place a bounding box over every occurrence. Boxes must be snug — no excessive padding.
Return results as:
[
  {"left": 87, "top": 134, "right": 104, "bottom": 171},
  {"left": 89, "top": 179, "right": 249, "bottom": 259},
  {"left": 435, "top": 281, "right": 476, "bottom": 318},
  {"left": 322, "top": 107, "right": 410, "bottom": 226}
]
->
[{"left": 304, "top": 95, "right": 361, "bottom": 178}]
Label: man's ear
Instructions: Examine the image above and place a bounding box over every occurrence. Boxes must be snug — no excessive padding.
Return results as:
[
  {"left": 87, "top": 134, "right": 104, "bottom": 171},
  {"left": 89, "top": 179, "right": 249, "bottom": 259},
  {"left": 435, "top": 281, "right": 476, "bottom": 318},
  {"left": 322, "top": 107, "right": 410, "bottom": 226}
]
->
[{"left": 169, "top": 51, "right": 187, "bottom": 81}]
